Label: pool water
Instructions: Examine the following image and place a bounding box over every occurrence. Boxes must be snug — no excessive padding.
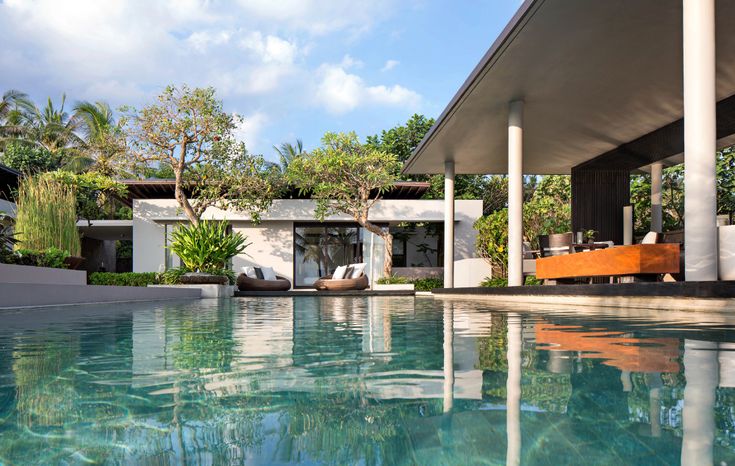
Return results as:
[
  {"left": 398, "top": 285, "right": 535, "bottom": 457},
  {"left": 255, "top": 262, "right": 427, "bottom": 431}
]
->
[{"left": 1, "top": 297, "right": 734, "bottom": 465}]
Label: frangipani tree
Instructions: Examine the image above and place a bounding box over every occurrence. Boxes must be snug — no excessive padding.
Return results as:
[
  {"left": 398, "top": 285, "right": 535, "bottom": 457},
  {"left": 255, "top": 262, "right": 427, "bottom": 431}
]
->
[
  {"left": 124, "top": 85, "right": 279, "bottom": 225},
  {"left": 287, "top": 131, "right": 401, "bottom": 278}
]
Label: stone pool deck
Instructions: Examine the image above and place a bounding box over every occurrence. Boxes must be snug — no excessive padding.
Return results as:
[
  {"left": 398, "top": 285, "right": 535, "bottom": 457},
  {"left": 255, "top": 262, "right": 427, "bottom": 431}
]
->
[
  {"left": 235, "top": 289, "right": 416, "bottom": 297},
  {"left": 432, "top": 281, "right": 735, "bottom": 311}
]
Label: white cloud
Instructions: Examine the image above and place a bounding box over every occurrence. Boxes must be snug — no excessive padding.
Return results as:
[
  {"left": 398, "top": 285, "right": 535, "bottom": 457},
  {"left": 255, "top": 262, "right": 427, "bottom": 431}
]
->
[
  {"left": 233, "top": 112, "right": 270, "bottom": 152},
  {"left": 381, "top": 59, "right": 399, "bottom": 72},
  {"left": 239, "top": 32, "right": 299, "bottom": 64},
  {"left": 315, "top": 58, "right": 420, "bottom": 114},
  {"left": 187, "top": 30, "right": 232, "bottom": 53}
]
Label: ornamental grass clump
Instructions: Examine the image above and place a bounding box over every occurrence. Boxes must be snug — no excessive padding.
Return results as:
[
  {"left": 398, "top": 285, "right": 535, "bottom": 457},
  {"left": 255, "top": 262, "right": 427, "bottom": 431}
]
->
[
  {"left": 169, "top": 220, "right": 249, "bottom": 273},
  {"left": 14, "top": 175, "right": 81, "bottom": 257}
]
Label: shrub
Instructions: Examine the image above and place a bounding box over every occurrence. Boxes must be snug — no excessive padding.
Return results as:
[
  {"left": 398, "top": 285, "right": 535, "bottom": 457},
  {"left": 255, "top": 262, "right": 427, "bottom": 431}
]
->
[
  {"left": 375, "top": 276, "right": 443, "bottom": 291},
  {"left": 474, "top": 209, "right": 509, "bottom": 278},
  {"left": 169, "top": 220, "right": 249, "bottom": 271},
  {"left": 412, "top": 277, "right": 443, "bottom": 291},
  {"left": 0, "top": 248, "right": 70, "bottom": 269},
  {"left": 89, "top": 272, "right": 159, "bottom": 287},
  {"left": 480, "top": 275, "right": 541, "bottom": 287},
  {"left": 14, "top": 175, "right": 81, "bottom": 256}
]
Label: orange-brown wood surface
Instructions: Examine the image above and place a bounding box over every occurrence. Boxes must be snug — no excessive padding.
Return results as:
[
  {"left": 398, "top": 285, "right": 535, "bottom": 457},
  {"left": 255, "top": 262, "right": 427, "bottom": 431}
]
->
[{"left": 535, "top": 244, "right": 680, "bottom": 279}]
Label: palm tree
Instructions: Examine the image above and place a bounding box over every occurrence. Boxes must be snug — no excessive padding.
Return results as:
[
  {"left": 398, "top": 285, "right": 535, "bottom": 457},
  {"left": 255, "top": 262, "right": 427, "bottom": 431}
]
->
[
  {"left": 72, "top": 101, "right": 130, "bottom": 176},
  {"left": 273, "top": 138, "right": 304, "bottom": 171},
  {"left": 0, "top": 90, "right": 34, "bottom": 145}
]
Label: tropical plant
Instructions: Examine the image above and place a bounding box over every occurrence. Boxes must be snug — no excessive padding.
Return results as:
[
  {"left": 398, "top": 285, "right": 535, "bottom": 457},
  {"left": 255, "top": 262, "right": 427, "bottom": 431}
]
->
[
  {"left": 124, "top": 85, "right": 281, "bottom": 225},
  {"left": 13, "top": 175, "right": 80, "bottom": 256},
  {"left": 1, "top": 223, "right": 18, "bottom": 250},
  {"left": 287, "top": 131, "right": 401, "bottom": 278},
  {"left": 168, "top": 220, "right": 249, "bottom": 272},
  {"left": 71, "top": 101, "right": 131, "bottom": 176},
  {"left": 0, "top": 89, "right": 35, "bottom": 143},
  {"left": 474, "top": 208, "right": 509, "bottom": 278},
  {"left": 44, "top": 171, "right": 127, "bottom": 221},
  {"left": 273, "top": 138, "right": 304, "bottom": 170}
]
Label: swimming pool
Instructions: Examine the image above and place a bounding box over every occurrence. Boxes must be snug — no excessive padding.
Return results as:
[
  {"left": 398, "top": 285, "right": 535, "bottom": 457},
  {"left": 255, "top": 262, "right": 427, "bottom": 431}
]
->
[{"left": 0, "top": 296, "right": 734, "bottom": 465}]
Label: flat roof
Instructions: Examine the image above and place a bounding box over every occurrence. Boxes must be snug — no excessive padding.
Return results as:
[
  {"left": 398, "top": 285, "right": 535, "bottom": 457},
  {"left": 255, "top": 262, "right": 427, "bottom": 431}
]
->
[
  {"left": 403, "top": 0, "right": 735, "bottom": 175},
  {"left": 119, "top": 180, "right": 431, "bottom": 205}
]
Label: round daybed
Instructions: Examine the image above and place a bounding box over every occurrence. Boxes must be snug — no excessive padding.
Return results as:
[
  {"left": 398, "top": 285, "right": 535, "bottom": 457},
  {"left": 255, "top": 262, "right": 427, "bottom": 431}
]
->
[
  {"left": 237, "top": 274, "right": 292, "bottom": 291},
  {"left": 313, "top": 274, "right": 369, "bottom": 291}
]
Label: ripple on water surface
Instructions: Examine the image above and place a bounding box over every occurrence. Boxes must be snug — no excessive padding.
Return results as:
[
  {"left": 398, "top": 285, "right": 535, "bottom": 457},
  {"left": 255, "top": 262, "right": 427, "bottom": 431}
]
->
[{"left": 0, "top": 296, "right": 734, "bottom": 465}]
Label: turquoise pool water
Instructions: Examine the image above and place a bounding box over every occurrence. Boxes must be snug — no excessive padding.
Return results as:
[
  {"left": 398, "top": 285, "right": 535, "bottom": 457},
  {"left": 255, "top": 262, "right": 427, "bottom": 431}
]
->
[{"left": 1, "top": 297, "right": 734, "bottom": 465}]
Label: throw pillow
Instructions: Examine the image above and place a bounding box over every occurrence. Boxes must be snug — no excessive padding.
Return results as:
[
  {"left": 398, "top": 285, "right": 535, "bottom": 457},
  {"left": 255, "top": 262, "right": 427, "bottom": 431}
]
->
[
  {"left": 333, "top": 265, "right": 348, "bottom": 279},
  {"left": 261, "top": 266, "right": 277, "bottom": 281},
  {"left": 254, "top": 267, "right": 265, "bottom": 279},
  {"left": 349, "top": 263, "right": 366, "bottom": 278},
  {"left": 242, "top": 266, "right": 257, "bottom": 279},
  {"left": 344, "top": 266, "right": 354, "bottom": 279}
]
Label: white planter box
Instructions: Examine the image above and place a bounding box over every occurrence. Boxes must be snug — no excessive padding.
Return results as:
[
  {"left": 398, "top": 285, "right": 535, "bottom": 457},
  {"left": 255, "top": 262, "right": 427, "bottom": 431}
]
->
[
  {"left": 720, "top": 225, "right": 735, "bottom": 280},
  {"left": 0, "top": 263, "right": 86, "bottom": 286},
  {"left": 372, "top": 283, "right": 415, "bottom": 291},
  {"left": 149, "top": 284, "right": 234, "bottom": 298}
]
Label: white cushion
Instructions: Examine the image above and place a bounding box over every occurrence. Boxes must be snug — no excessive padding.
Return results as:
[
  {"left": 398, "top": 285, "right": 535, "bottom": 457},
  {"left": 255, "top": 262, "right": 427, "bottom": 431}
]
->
[
  {"left": 348, "top": 263, "right": 366, "bottom": 279},
  {"left": 641, "top": 232, "right": 659, "bottom": 244},
  {"left": 332, "top": 265, "right": 348, "bottom": 280},
  {"left": 261, "top": 266, "right": 277, "bottom": 281},
  {"left": 242, "top": 266, "right": 257, "bottom": 279}
]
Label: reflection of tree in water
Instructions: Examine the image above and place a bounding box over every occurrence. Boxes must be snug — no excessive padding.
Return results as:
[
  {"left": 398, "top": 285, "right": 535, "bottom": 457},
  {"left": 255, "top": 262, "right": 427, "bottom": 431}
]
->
[
  {"left": 12, "top": 334, "right": 81, "bottom": 427},
  {"left": 277, "top": 380, "right": 443, "bottom": 465},
  {"left": 295, "top": 227, "right": 358, "bottom": 277}
]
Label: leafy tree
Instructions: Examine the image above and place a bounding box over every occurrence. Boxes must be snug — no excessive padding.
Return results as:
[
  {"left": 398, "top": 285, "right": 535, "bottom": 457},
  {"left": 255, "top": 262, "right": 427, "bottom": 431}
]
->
[
  {"left": 367, "top": 113, "right": 489, "bottom": 201},
  {"left": 287, "top": 131, "right": 401, "bottom": 278},
  {"left": 0, "top": 141, "right": 61, "bottom": 173},
  {"left": 124, "top": 85, "right": 280, "bottom": 225},
  {"left": 45, "top": 171, "right": 128, "bottom": 222}
]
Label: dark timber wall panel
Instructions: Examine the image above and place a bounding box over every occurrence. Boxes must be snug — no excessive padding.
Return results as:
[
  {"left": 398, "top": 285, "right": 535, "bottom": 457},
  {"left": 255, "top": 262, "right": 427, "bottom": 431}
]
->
[{"left": 571, "top": 168, "right": 630, "bottom": 246}]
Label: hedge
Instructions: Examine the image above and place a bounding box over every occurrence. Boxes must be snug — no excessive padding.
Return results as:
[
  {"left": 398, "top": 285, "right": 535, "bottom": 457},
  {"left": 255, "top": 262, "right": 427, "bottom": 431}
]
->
[{"left": 89, "top": 272, "right": 159, "bottom": 287}]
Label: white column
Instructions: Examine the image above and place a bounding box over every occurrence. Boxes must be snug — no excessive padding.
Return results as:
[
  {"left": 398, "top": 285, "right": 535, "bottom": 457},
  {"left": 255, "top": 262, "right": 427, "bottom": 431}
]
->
[
  {"left": 508, "top": 101, "right": 524, "bottom": 287},
  {"left": 443, "top": 301, "right": 454, "bottom": 413},
  {"left": 506, "top": 313, "right": 522, "bottom": 466},
  {"left": 651, "top": 162, "right": 663, "bottom": 233},
  {"left": 681, "top": 340, "right": 718, "bottom": 466},
  {"left": 444, "top": 161, "right": 455, "bottom": 288},
  {"left": 683, "top": 0, "right": 718, "bottom": 281}
]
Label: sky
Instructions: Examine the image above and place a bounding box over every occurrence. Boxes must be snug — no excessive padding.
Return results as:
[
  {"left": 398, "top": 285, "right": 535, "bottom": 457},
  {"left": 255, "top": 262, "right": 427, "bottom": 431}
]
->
[{"left": 0, "top": 0, "right": 519, "bottom": 162}]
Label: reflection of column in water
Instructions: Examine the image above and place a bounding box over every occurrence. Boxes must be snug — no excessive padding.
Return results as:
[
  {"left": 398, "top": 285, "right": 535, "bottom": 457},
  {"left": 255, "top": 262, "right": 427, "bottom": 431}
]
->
[
  {"left": 681, "top": 339, "right": 718, "bottom": 466},
  {"left": 645, "top": 372, "right": 662, "bottom": 438},
  {"left": 620, "top": 371, "right": 632, "bottom": 392},
  {"left": 363, "top": 298, "right": 392, "bottom": 354},
  {"left": 443, "top": 301, "right": 454, "bottom": 414},
  {"left": 506, "top": 313, "right": 522, "bottom": 466}
]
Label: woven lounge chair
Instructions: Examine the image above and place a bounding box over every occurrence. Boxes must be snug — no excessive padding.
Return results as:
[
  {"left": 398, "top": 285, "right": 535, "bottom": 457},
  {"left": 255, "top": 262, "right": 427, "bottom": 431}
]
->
[
  {"left": 313, "top": 273, "right": 369, "bottom": 291},
  {"left": 237, "top": 274, "right": 292, "bottom": 291}
]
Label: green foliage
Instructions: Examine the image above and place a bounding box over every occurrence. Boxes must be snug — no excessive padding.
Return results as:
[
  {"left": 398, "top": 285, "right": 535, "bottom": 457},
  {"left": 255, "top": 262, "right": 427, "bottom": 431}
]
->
[
  {"left": 474, "top": 209, "right": 509, "bottom": 277},
  {"left": 480, "top": 276, "right": 509, "bottom": 288},
  {"left": 375, "top": 276, "right": 443, "bottom": 291},
  {"left": 44, "top": 171, "right": 128, "bottom": 221},
  {"left": 124, "top": 85, "right": 280, "bottom": 224},
  {"left": 14, "top": 175, "right": 80, "bottom": 256},
  {"left": 412, "top": 277, "right": 443, "bottom": 291},
  {"left": 1, "top": 247, "right": 69, "bottom": 268},
  {"left": 287, "top": 131, "right": 401, "bottom": 221},
  {"left": 169, "top": 220, "right": 249, "bottom": 272},
  {"left": 89, "top": 272, "right": 159, "bottom": 286},
  {"left": 0, "top": 141, "right": 60, "bottom": 173}
]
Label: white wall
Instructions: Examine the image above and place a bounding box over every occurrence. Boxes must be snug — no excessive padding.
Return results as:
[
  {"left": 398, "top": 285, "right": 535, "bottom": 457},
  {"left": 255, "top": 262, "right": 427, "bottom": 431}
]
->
[{"left": 133, "top": 199, "right": 482, "bottom": 274}]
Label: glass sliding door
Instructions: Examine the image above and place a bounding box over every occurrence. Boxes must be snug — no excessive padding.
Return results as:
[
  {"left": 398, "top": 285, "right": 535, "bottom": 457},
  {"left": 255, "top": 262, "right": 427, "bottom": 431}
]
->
[{"left": 293, "top": 223, "right": 363, "bottom": 288}]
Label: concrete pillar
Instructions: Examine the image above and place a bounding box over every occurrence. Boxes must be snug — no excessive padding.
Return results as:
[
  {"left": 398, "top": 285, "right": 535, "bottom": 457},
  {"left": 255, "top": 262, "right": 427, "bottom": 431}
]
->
[
  {"left": 506, "top": 313, "right": 522, "bottom": 466},
  {"left": 683, "top": 0, "right": 718, "bottom": 281},
  {"left": 681, "top": 340, "right": 718, "bottom": 465},
  {"left": 508, "top": 101, "right": 524, "bottom": 287},
  {"left": 444, "top": 161, "right": 455, "bottom": 288},
  {"left": 651, "top": 162, "right": 663, "bottom": 233},
  {"left": 443, "top": 301, "right": 454, "bottom": 413}
]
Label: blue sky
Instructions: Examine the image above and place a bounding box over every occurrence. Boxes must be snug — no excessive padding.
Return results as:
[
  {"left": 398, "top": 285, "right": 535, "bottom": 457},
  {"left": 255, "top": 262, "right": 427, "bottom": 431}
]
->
[{"left": 0, "top": 1, "right": 519, "bottom": 162}]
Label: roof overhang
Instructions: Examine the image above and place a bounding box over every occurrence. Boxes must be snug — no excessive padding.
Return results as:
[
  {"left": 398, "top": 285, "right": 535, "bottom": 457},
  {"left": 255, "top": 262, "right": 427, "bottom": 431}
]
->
[{"left": 403, "top": 0, "right": 735, "bottom": 175}]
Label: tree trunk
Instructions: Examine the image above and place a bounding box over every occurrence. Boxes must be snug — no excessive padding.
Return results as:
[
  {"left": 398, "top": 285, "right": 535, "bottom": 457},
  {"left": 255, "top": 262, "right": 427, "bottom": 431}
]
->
[
  {"left": 174, "top": 168, "right": 199, "bottom": 225},
  {"left": 359, "top": 219, "right": 393, "bottom": 278}
]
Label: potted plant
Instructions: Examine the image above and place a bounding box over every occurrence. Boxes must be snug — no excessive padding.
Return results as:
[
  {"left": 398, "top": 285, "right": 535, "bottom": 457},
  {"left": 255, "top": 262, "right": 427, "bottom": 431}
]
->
[
  {"left": 167, "top": 220, "right": 249, "bottom": 285},
  {"left": 583, "top": 229, "right": 597, "bottom": 244}
]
